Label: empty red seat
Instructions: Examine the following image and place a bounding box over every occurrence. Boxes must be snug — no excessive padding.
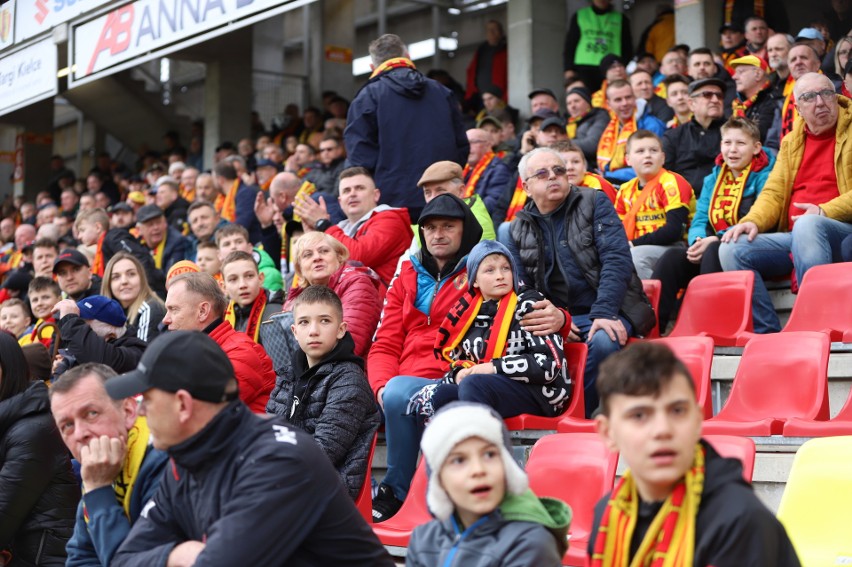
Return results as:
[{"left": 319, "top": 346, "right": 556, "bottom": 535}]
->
[
  {"left": 668, "top": 271, "right": 754, "bottom": 346},
  {"left": 702, "top": 331, "right": 830, "bottom": 436},
  {"left": 372, "top": 460, "right": 430, "bottom": 547},
  {"left": 557, "top": 335, "right": 715, "bottom": 432},
  {"left": 781, "top": 262, "right": 852, "bottom": 342},
  {"left": 504, "top": 342, "right": 587, "bottom": 431},
  {"left": 642, "top": 279, "right": 662, "bottom": 338},
  {"left": 703, "top": 435, "right": 756, "bottom": 482},
  {"left": 783, "top": 386, "right": 852, "bottom": 436},
  {"left": 355, "top": 434, "right": 377, "bottom": 523},
  {"left": 526, "top": 433, "right": 619, "bottom": 567}
]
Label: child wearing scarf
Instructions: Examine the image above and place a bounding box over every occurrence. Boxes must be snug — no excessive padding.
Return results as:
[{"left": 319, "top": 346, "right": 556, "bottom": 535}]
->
[{"left": 407, "top": 240, "right": 572, "bottom": 425}]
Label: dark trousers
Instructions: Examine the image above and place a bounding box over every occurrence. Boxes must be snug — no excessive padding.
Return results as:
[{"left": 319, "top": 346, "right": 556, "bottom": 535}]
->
[
  {"left": 652, "top": 239, "right": 723, "bottom": 330},
  {"left": 432, "top": 373, "right": 545, "bottom": 418}
]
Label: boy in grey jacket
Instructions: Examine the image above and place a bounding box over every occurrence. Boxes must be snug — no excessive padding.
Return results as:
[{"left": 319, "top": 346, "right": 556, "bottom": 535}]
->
[{"left": 406, "top": 402, "right": 571, "bottom": 567}]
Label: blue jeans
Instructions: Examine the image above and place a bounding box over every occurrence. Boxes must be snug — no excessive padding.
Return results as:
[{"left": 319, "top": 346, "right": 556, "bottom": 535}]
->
[
  {"left": 718, "top": 215, "right": 852, "bottom": 333},
  {"left": 571, "top": 313, "right": 633, "bottom": 417},
  {"left": 380, "top": 375, "right": 435, "bottom": 501}
]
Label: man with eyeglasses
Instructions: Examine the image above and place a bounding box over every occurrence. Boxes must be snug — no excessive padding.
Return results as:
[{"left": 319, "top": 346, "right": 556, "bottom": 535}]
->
[
  {"left": 306, "top": 135, "right": 347, "bottom": 197},
  {"left": 720, "top": 72, "right": 852, "bottom": 334},
  {"left": 503, "top": 147, "right": 655, "bottom": 417},
  {"left": 662, "top": 77, "right": 726, "bottom": 197},
  {"left": 730, "top": 55, "right": 778, "bottom": 148},
  {"left": 463, "top": 128, "right": 512, "bottom": 225}
]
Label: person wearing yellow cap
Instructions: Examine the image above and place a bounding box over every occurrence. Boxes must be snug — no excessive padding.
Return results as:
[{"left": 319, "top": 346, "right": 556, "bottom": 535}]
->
[{"left": 730, "top": 54, "right": 777, "bottom": 149}]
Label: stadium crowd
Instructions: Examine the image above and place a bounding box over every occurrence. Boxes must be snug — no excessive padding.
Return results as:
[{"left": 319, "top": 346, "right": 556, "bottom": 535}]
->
[{"left": 1, "top": 1, "right": 851, "bottom": 563}]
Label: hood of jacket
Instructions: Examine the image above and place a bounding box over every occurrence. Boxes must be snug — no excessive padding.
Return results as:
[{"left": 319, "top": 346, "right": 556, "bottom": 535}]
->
[
  {"left": 292, "top": 331, "right": 364, "bottom": 380},
  {"left": 0, "top": 381, "right": 50, "bottom": 438},
  {"left": 700, "top": 439, "right": 750, "bottom": 500},
  {"left": 371, "top": 67, "right": 427, "bottom": 99},
  {"left": 417, "top": 194, "right": 483, "bottom": 279},
  {"left": 500, "top": 489, "right": 572, "bottom": 532}
]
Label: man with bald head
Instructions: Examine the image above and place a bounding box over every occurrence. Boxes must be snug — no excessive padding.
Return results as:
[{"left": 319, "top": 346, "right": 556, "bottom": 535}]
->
[
  {"left": 194, "top": 173, "right": 221, "bottom": 206},
  {"left": 780, "top": 44, "right": 823, "bottom": 141},
  {"left": 463, "top": 128, "right": 512, "bottom": 225},
  {"left": 721, "top": 73, "right": 852, "bottom": 333},
  {"left": 1, "top": 223, "right": 36, "bottom": 271},
  {"left": 256, "top": 171, "right": 302, "bottom": 275}
]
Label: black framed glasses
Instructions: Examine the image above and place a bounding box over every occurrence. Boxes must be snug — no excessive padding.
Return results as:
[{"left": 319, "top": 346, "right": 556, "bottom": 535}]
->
[
  {"left": 690, "top": 90, "right": 724, "bottom": 100},
  {"left": 797, "top": 89, "right": 836, "bottom": 104},
  {"left": 525, "top": 166, "right": 567, "bottom": 182}
]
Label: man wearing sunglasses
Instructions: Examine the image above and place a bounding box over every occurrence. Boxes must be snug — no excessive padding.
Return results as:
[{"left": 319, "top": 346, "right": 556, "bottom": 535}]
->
[
  {"left": 503, "top": 147, "right": 655, "bottom": 418},
  {"left": 661, "top": 77, "right": 726, "bottom": 197},
  {"left": 720, "top": 72, "right": 852, "bottom": 334}
]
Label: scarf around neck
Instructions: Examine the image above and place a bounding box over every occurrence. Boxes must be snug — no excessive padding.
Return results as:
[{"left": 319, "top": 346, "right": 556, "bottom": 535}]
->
[
  {"left": 370, "top": 57, "right": 416, "bottom": 79},
  {"left": 225, "top": 290, "right": 267, "bottom": 343}
]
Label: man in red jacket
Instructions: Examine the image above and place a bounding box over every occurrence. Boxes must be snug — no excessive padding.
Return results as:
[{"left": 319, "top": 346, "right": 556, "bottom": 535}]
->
[
  {"left": 162, "top": 272, "right": 274, "bottom": 413},
  {"left": 294, "top": 167, "right": 413, "bottom": 288},
  {"left": 368, "top": 193, "right": 482, "bottom": 522}
]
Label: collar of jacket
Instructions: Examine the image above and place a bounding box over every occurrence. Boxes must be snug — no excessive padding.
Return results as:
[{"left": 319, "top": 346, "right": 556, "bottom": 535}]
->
[{"left": 168, "top": 400, "right": 246, "bottom": 472}]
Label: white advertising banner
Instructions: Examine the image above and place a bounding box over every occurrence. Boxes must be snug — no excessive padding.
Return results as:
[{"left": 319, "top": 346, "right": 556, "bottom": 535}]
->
[
  {"left": 0, "top": 1, "right": 16, "bottom": 51},
  {"left": 72, "top": 0, "right": 310, "bottom": 83},
  {"left": 16, "top": 0, "right": 112, "bottom": 42},
  {"left": 0, "top": 37, "right": 57, "bottom": 116}
]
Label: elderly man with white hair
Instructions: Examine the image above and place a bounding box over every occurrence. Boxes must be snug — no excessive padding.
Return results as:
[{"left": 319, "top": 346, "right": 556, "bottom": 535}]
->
[{"left": 721, "top": 72, "right": 852, "bottom": 333}]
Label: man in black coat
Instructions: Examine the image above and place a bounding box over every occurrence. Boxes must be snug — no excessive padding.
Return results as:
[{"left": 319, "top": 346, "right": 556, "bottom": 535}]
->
[
  {"left": 345, "top": 33, "right": 469, "bottom": 221},
  {"left": 107, "top": 331, "right": 394, "bottom": 567}
]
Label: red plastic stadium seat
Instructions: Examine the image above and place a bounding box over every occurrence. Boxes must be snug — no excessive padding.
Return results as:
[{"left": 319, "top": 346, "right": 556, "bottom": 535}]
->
[
  {"left": 372, "top": 460, "right": 430, "bottom": 547},
  {"left": 783, "top": 386, "right": 852, "bottom": 436},
  {"left": 355, "top": 434, "right": 377, "bottom": 523},
  {"left": 526, "top": 433, "right": 619, "bottom": 567},
  {"left": 557, "top": 336, "right": 714, "bottom": 432},
  {"left": 781, "top": 263, "right": 852, "bottom": 342},
  {"left": 702, "top": 332, "right": 830, "bottom": 436},
  {"left": 703, "top": 435, "right": 756, "bottom": 482},
  {"left": 642, "top": 279, "right": 662, "bottom": 338},
  {"left": 668, "top": 271, "right": 754, "bottom": 346},
  {"left": 504, "top": 343, "right": 588, "bottom": 431}
]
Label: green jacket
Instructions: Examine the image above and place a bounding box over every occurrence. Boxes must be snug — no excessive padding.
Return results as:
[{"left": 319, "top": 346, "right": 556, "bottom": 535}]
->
[{"left": 254, "top": 247, "right": 283, "bottom": 292}]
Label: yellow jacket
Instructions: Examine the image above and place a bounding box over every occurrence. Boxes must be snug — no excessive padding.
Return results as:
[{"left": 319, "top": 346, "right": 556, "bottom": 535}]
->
[{"left": 741, "top": 95, "right": 852, "bottom": 232}]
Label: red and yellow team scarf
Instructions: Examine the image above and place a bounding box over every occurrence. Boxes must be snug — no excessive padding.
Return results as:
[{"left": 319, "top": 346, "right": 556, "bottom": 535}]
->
[
  {"left": 151, "top": 236, "right": 167, "bottom": 270},
  {"left": 463, "top": 152, "right": 496, "bottom": 198},
  {"left": 566, "top": 112, "right": 588, "bottom": 139},
  {"left": 434, "top": 288, "right": 518, "bottom": 369},
  {"left": 597, "top": 117, "right": 637, "bottom": 173},
  {"left": 213, "top": 193, "right": 226, "bottom": 216},
  {"left": 708, "top": 162, "right": 751, "bottom": 234},
  {"left": 504, "top": 177, "right": 527, "bottom": 222},
  {"left": 666, "top": 114, "right": 691, "bottom": 129},
  {"left": 654, "top": 82, "right": 668, "bottom": 100},
  {"left": 180, "top": 183, "right": 196, "bottom": 203},
  {"left": 224, "top": 291, "right": 267, "bottom": 343},
  {"left": 731, "top": 81, "right": 770, "bottom": 117},
  {"left": 591, "top": 444, "right": 705, "bottom": 567},
  {"left": 592, "top": 81, "right": 610, "bottom": 109},
  {"left": 291, "top": 180, "right": 317, "bottom": 223},
  {"left": 261, "top": 178, "right": 272, "bottom": 192},
  {"left": 616, "top": 170, "right": 694, "bottom": 240},
  {"left": 220, "top": 179, "right": 240, "bottom": 223},
  {"left": 84, "top": 417, "right": 151, "bottom": 522},
  {"left": 781, "top": 76, "right": 797, "bottom": 141},
  {"left": 91, "top": 232, "right": 106, "bottom": 277},
  {"left": 370, "top": 57, "right": 416, "bottom": 79},
  {"left": 19, "top": 317, "right": 55, "bottom": 349}
]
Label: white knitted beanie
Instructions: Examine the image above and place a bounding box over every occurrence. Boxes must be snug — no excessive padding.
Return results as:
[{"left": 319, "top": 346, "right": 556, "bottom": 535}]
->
[{"left": 419, "top": 402, "right": 528, "bottom": 521}]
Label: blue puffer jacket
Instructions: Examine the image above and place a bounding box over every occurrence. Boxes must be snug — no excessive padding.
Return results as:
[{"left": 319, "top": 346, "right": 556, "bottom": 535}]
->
[{"left": 344, "top": 65, "right": 469, "bottom": 212}]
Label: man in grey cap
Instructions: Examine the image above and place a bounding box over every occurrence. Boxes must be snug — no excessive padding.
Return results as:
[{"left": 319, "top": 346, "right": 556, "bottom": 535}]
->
[
  {"left": 107, "top": 331, "right": 394, "bottom": 567},
  {"left": 135, "top": 204, "right": 189, "bottom": 273},
  {"left": 662, "top": 77, "right": 727, "bottom": 196}
]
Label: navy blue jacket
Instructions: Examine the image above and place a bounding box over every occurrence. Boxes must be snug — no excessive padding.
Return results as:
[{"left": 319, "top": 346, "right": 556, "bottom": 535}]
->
[
  {"left": 66, "top": 443, "right": 167, "bottom": 566},
  {"left": 469, "top": 156, "right": 512, "bottom": 226},
  {"left": 344, "top": 66, "right": 469, "bottom": 213},
  {"left": 234, "top": 183, "right": 262, "bottom": 244},
  {"left": 159, "top": 226, "right": 190, "bottom": 274}
]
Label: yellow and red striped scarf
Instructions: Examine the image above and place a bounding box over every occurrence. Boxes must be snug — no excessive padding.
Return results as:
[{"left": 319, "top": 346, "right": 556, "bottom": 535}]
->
[
  {"left": 597, "top": 117, "right": 637, "bottom": 173},
  {"left": 591, "top": 444, "right": 705, "bottom": 567},
  {"left": 463, "top": 152, "right": 495, "bottom": 198},
  {"left": 224, "top": 291, "right": 267, "bottom": 344},
  {"left": 780, "top": 76, "right": 797, "bottom": 141},
  {"left": 434, "top": 288, "right": 518, "bottom": 369},
  {"left": 566, "top": 112, "right": 588, "bottom": 139},
  {"left": 732, "top": 81, "right": 770, "bottom": 118},
  {"left": 370, "top": 57, "right": 416, "bottom": 79},
  {"left": 91, "top": 232, "right": 106, "bottom": 277},
  {"left": 504, "top": 177, "right": 527, "bottom": 222},
  {"left": 708, "top": 163, "right": 751, "bottom": 234},
  {"left": 220, "top": 179, "right": 240, "bottom": 223}
]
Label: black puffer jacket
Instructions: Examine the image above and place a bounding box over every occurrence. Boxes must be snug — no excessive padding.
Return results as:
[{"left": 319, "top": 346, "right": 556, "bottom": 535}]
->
[
  {"left": 0, "top": 381, "right": 80, "bottom": 566},
  {"left": 266, "top": 332, "right": 379, "bottom": 498},
  {"left": 57, "top": 314, "right": 147, "bottom": 375}
]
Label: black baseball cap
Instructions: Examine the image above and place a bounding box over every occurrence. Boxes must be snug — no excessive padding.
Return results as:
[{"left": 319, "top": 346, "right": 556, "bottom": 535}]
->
[
  {"left": 418, "top": 193, "right": 470, "bottom": 225},
  {"left": 136, "top": 204, "right": 166, "bottom": 224},
  {"left": 109, "top": 202, "right": 133, "bottom": 214},
  {"left": 688, "top": 77, "right": 728, "bottom": 95},
  {"left": 106, "top": 331, "right": 239, "bottom": 402},
  {"left": 528, "top": 87, "right": 558, "bottom": 100},
  {"left": 53, "top": 249, "right": 90, "bottom": 273}
]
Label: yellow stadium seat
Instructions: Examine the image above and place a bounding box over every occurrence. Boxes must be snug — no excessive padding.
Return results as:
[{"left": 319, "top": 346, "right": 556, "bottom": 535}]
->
[{"left": 776, "top": 436, "right": 852, "bottom": 566}]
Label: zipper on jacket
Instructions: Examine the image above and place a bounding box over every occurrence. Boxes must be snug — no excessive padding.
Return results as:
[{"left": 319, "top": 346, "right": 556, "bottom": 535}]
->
[
  {"left": 427, "top": 270, "right": 442, "bottom": 325},
  {"left": 442, "top": 514, "right": 491, "bottom": 567}
]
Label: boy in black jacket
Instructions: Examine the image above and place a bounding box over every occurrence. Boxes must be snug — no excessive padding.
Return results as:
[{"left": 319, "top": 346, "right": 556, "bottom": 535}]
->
[
  {"left": 588, "top": 342, "right": 800, "bottom": 567},
  {"left": 265, "top": 285, "right": 379, "bottom": 499}
]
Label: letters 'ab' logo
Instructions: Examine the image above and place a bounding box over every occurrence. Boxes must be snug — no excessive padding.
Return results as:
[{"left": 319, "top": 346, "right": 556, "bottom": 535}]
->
[{"left": 87, "top": 5, "right": 135, "bottom": 75}]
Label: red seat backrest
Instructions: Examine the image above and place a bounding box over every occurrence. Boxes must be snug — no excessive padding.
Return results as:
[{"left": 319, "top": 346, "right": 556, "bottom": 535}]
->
[
  {"left": 651, "top": 336, "right": 714, "bottom": 419},
  {"left": 355, "top": 434, "right": 377, "bottom": 523},
  {"left": 783, "top": 263, "right": 852, "bottom": 341},
  {"left": 669, "top": 271, "right": 754, "bottom": 345},
  {"left": 526, "top": 433, "right": 619, "bottom": 545},
  {"left": 562, "top": 342, "right": 588, "bottom": 419},
  {"left": 703, "top": 434, "right": 756, "bottom": 482},
  {"left": 642, "top": 279, "right": 662, "bottom": 338},
  {"left": 715, "top": 331, "right": 830, "bottom": 423}
]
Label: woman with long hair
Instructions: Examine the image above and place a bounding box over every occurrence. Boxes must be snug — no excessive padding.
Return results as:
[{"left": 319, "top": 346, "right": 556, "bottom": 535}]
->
[
  {"left": 101, "top": 252, "right": 166, "bottom": 343},
  {"left": 0, "top": 331, "right": 79, "bottom": 565}
]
